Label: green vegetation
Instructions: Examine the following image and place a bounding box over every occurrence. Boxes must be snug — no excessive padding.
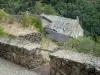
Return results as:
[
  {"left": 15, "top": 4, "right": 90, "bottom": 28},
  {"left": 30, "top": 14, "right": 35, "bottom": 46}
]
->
[
  {"left": 0, "top": 0, "right": 100, "bottom": 56},
  {"left": 0, "top": 9, "right": 15, "bottom": 24},
  {"left": 0, "top": 0, "right": 100, "bottom": 37},
  {"left": 32, "top": 1, "right": 59, "bottom": 15},
  {"left": 0, "top": 26, "right": 8, "bottom": 37},
  {"left": 0, "top": 9, "right": 44, "bottom": 35},
  {"left": 66, "top": 37, "right": 100, "bottom": 57},
  {"left": 31, "top": 16, "right": 44, "bottom": 35},
  {"left": 0, "top": 0, "right": 58, "bottom": 15},
  {"left": 0, "top": 9, "right": 9, "bottom": 22},
  {"left": 20, "top": 14, "right": 32, "bottom": 27},
  {"left": 20, "top": 14, "right": 44, "bottom": 35},
  {"left": 47, "top": 0, "right": 100, "bottom": 37}
]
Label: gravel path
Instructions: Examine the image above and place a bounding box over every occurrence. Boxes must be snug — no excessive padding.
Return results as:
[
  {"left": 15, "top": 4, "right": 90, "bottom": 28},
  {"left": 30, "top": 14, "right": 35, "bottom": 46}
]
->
[{"left": 0, "top": 57, "right": 39, "bottom": 75}]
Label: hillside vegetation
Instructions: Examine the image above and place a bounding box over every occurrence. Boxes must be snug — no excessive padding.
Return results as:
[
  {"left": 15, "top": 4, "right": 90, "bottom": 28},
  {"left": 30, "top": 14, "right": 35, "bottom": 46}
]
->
[
  {"left": 0, "top": 0, "right": 100, "bottom": 56},
  {"left": 0, "top": 9, "right": 44, "bottom": 36},
  {"left": 65, "top": 37, "right": 100, "bottom": 57},
  {"left": 0, "top": 0, "right": 100, "bottom": 38}
]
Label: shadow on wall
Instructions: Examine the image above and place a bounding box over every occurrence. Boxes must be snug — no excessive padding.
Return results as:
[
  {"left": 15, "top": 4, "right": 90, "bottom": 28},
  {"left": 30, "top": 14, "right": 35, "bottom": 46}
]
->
[{"left": 44, "top": 27, "right": 69, "bottom": 43}]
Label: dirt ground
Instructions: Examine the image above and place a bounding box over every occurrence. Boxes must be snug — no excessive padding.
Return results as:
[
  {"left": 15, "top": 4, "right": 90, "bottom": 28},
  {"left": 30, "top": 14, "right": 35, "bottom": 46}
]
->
[{"left": 0, "top": 23, "right": 37, "bottom": 36}]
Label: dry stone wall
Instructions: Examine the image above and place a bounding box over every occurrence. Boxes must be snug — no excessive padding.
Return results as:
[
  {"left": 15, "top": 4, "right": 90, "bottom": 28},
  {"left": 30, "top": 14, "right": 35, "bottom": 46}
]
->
[
  {"left": 50, "top": 50, "right": 100, "bottom": 75},
  {"left": 0, "top": 38, "right": 43, "bottom": 69},
  {"left": 19, "top": 33, "right": 42, "bottom": 44}
]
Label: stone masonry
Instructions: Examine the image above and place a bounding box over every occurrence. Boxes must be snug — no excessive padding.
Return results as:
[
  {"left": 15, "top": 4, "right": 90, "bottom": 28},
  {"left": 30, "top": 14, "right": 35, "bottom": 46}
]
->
[
  {"left": 50, "top": 50, "right": 100, "bottom": 75},
  {"left": 0, "top": 38, "right": 43, "bottom": 69},
  {"left": 19, "top": 33, "right": 42, "bottom": 44}
]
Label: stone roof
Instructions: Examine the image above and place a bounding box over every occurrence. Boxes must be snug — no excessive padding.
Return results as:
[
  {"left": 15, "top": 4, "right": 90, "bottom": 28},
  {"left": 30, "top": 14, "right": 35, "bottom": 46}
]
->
[
  {"left": 41, "top": 14, "right": 74, "bottom": 22},
  {"left": 41, "top": 14, "right": 80, "bottom": 36}
]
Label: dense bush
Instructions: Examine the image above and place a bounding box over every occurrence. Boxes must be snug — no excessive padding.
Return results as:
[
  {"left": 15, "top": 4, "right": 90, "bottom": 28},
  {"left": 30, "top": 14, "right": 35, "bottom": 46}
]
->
[
  {"left": 32, "top": 1, "right": 59, "bottom": 15},
  {"left": 20, "top": 15, "right": 31, "bottom": 27},
  {"left": 77, "top": 37, "right": 95, "bottom": 53},
  {"left": 66, "top": 37, "right": 100, "bottom": 57},
  {"left": 0, "top": 26, "right": 8, "bottom": 37},
  {"left": 0, "top": 9, "right": 9, "bottom": 22},
  {"left": 66, "top": 38, "right": 79, "bottom": 49},
  {"left": 30, "top": 16, "right": 44, "bottom": 34},
  {"left": 20, "top": 14, "right": 44, "bottom": 35}
]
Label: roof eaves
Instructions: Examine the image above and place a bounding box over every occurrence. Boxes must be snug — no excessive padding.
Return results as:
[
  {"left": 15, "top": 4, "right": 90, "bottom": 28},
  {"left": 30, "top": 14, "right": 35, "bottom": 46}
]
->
[{"left": 42, "top": 16, "right": 52, "bottom": 23}]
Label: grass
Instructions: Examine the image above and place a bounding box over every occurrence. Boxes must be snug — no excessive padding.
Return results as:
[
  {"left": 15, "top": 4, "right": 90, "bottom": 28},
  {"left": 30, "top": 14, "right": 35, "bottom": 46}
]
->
[
  {"left": 0, "top": 26, "right": 8, "bottom": 37},
  {"left": 42, "top": 36, "right": 58, "bottom": 50},
  {"left": 7, "top": 16, "right": 15, "bottom": 24},
  {"left": 65, "top": 37, "right": 100, "bottom": 57},
  {"left": 20, "top": 14, "right": 44, "bottom": 35},
  {"left": 0, "top": 9, "right": 9, "bottom": 23}
]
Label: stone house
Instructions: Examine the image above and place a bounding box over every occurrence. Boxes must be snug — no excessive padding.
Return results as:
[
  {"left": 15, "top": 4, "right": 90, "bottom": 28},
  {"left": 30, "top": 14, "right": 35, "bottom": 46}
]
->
[{"left": 41, "top": 14, "right": 83, "bottom": 38}]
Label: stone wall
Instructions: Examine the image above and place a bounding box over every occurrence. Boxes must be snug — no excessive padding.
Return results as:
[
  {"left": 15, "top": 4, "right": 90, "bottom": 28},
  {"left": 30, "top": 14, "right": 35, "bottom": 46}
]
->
[
  {"left": 44, "top": 27, "right": 69, "bottom": 42},
  {"left": 0, "top": 38, "right": 43, "bottom": 69},
  {"left": 19, "top": 33, "right": 42, "bottom": 44},
  {"left": 50, "top": 50, "right": 100, "bottom": 75}
]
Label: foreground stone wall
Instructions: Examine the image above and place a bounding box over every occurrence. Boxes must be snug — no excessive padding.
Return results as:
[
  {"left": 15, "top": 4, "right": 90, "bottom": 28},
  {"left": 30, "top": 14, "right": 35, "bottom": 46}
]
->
[
  {"left": 19, "top": 33, "right": 42, "bottom": 44},
  {"left": 50, "top": 50, "right": 100, "bottom": 75},
  {"left": 0, "top": 38, "right": 43, "bottom": 69}
]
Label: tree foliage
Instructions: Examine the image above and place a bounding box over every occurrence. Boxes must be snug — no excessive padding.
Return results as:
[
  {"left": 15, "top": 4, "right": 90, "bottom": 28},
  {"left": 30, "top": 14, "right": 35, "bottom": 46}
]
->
[
  {"left": 0, "top": 0, "right": 100, "bottom": 37},
  {"left": 32, "top": 1, "right": 58, "bottom": 15},
  {"left": 41, "top": 0, "right": 100, "bottom": 37}
]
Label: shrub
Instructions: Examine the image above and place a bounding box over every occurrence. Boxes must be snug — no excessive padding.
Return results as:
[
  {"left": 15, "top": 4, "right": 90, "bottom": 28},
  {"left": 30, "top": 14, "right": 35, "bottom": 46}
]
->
[
  {"left": 20, "top": 15, "right": 31, "bottom": 27},
  {"left": 66, "top": 37, "right": 100, "bottom": 56},
  {"left": 30, "top": 16, "right": 44, "bottom": 35},
  {"left": 0, "top": 9, "right": 9, "bottom": 22},
  {"left": 0, "top": 26, "right": 8, "bottom": 37},
  {"left": 20, "top": 14, "right": 44, "bottom": 35},
  {"left": 77, "top": 37, "right": 95, "bottom": 53},
  {"left": 32, "top": 1, "right": 59, "bottom": 15},
  {"left": 93, "top": 43, "right": 100, "bottom": 57},
  {"left": 96, "top": 36, "right": 100, "bottom": 43},
  {"left": 67, "top": 38, "right": 79, "bottom": 49}
]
